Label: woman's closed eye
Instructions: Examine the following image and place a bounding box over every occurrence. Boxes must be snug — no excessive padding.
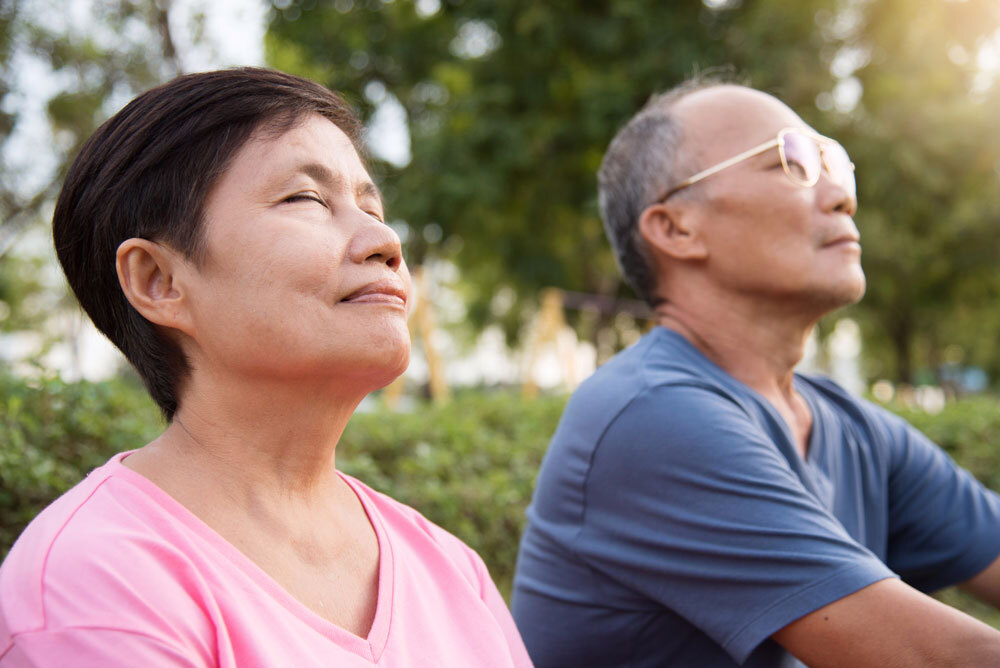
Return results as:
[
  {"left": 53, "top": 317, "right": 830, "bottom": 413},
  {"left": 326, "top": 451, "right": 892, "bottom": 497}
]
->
[{"left": 283, "top": 192, "right": 326, "bottom": 206}]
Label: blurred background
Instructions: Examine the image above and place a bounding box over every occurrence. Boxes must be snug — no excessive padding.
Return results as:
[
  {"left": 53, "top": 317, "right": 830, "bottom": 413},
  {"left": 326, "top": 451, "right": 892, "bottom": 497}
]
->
[{"left": 2, "top": 0, "right": 1000, "bottom": 623}]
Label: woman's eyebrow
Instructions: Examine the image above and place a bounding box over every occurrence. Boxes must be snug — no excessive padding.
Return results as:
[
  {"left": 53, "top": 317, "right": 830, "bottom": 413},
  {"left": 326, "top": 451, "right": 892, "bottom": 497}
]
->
[
  {"left": 355, "top": 181, "right": 383, "bottom": 206},
  {"left": 289, "top": 162, "right": 383, "bottom": 205}
]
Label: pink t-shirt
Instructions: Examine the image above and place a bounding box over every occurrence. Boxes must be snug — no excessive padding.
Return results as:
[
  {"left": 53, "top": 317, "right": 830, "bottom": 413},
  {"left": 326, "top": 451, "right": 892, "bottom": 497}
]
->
[{"left": 0, "top": 452, "right": 532, "bottom": 667}]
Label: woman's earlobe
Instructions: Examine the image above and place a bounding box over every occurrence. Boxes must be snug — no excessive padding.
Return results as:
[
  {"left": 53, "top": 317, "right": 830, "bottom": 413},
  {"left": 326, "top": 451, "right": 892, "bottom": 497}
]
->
[{"left": 116, "top": 238, "right": 191, "bottom": 332}]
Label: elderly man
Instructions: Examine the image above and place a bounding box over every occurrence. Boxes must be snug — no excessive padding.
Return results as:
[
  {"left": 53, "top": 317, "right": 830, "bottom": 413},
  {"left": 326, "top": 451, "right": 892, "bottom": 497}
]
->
[{"left": 511, "top": 80, "right": 1000, "bottom": 667}]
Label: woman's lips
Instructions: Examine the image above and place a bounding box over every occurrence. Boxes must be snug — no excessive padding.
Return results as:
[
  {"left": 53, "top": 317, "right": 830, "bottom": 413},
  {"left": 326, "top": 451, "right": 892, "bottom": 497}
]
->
[{"left": 341, "top": 279, "right": 407, "bottom": 305}]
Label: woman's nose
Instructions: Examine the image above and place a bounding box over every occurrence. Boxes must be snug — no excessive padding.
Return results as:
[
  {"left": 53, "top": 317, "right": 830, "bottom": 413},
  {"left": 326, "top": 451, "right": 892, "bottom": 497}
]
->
[{"left": 349, "top": 216, "right": 403, "bottom": 270}]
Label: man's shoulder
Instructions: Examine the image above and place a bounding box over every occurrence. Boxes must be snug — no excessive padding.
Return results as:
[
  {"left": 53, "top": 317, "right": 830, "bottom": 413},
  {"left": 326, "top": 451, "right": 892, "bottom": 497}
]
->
[
  {"left": 564, "top": 329, "right": 753, "bottom": 435},
  {"left": 543, "top": 329, "right": 764, "bottom": 489},
  {"left": 583, "top": 327, "right": 725, "bottom": 383}
]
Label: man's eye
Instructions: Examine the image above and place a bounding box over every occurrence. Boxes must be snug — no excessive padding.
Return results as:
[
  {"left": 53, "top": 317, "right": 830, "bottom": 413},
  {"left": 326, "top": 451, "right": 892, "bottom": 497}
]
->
[{"left": 786, "top": 160, "right": 808, "bottom": 179}]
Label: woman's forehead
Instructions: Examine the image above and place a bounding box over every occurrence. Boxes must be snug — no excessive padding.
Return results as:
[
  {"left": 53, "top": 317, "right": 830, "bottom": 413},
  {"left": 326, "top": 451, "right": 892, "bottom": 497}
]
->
[{"left": 226, "top": 115, "right": 374, "bottom": 193}]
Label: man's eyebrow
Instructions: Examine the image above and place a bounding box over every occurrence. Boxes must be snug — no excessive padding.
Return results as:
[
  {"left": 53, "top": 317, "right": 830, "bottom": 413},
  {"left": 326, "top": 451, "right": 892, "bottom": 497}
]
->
[{"left": 292, "top": 162, "right": 383, "bottom": 205}]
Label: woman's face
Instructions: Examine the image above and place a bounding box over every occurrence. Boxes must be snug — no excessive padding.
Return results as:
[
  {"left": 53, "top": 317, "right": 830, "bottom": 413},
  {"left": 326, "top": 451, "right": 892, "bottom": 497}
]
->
[{"left": 178, "top": 113, "right": 411, "bottom": 391}]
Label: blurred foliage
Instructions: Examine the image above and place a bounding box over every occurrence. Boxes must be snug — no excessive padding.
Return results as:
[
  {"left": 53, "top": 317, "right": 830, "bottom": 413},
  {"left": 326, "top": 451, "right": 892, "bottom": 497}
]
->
[
  {"left": 2, "top": 1, "right": 998, "bottom": 386},
  {"left": 0, "top": 372, "right": 164, "bottom": 554},
  {"left": 840, "top": 0, "right": 1000, "bottom": 385},
  {"left": 4, "top": 373, "right": 1000, "bottom": 620},
  {"left": 0, "top": 252, "right": 45, "bottom": 332},
  {"left": 0, "top": 0, "right": 181, "bottom": 346},
  {"left": 268, "top": 0, "right": 1000, "bottom": 382},
  {"left": 0, "top": 0, "right": 179, "bottom": 223},
  {"left": 268, "top": 0, "right": 843, "bottom": 339}
]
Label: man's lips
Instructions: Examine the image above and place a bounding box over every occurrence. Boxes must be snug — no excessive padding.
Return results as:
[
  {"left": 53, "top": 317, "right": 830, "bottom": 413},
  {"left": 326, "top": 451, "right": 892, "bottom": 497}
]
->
[{"left": 340, "top": 279, "right": 407, "bottom": 306}]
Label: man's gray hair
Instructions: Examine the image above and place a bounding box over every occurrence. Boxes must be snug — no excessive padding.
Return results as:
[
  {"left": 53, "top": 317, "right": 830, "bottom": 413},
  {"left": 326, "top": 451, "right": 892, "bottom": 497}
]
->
[{"left": 597, "top": 76, "right": 732, "bottom": 306}]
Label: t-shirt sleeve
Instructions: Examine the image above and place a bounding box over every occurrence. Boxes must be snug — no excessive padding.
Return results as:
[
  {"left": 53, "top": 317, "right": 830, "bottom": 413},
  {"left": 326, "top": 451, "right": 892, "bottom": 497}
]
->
[
  {"left": 877, "top": 406, "right": 1000, "bottom": 591},
  {"left": 420, "top": 520, "right": 534, "bottom": 668},
  {"left": 574, "top": 383, "right": 895, "bottom": 664},
  {"left": 472, "top": 556, "right": 535, "bottom": 668},
  {"left": 2, "top": 627, "right": 205, "bottom": 668}
]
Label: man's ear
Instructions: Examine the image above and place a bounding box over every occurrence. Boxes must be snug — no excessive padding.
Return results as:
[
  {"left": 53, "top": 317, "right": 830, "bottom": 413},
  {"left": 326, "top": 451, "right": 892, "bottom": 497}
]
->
[
  {"left": 116, "top": 238, "right": 195, "bottom": 336},
  {"left": 638, "top": 201, "right": 708, "bottom": 262}
]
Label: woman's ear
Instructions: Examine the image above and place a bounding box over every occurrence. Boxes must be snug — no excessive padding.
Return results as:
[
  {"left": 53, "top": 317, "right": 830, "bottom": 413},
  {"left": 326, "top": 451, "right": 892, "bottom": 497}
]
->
[
  {"left": 116, "top": 238, "right": 194, "bottom": 336},
  {"left": 638, "top": 200, "right": 708, "bottom": 262}
]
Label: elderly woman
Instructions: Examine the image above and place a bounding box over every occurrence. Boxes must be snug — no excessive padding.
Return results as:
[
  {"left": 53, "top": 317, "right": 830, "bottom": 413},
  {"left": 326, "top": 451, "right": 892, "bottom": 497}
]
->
[{"left": 0, "top": 68, "right": 531, "bottom": 667}]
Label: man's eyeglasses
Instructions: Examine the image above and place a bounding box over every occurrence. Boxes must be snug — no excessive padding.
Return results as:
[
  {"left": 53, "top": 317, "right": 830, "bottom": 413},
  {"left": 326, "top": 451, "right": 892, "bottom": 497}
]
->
[{"left": 656, "top": 127, "right": 856, "bottom": 202}]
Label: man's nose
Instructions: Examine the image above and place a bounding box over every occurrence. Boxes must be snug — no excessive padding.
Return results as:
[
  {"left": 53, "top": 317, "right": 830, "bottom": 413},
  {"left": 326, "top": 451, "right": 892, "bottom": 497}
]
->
[{"left": 818, "top": 170, "right": 858, "bottom": 217}]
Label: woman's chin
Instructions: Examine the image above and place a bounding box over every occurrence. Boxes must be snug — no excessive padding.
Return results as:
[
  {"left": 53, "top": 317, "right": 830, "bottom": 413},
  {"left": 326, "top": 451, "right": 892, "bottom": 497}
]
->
[
  {"left": 344, "top": 343, "right": 411, "bottom": 393},
  {"left": 372, "top": 352, "right": 411, "bottom": 391}
]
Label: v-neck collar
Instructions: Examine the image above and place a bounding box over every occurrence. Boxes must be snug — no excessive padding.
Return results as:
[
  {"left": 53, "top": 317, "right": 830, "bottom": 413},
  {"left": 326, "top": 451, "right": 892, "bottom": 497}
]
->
[{"left": 109, "top": 452, "right": 396, "bottom": 662}]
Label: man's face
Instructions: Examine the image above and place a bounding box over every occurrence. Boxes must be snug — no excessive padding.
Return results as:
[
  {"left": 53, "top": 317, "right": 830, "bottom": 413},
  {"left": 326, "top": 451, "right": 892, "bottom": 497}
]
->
[
  {"left": 175, "top": 113, "right": 411, "bottom": 391},
  {"left": 672, "top": 86, "right": 865, "bottom": 311}
]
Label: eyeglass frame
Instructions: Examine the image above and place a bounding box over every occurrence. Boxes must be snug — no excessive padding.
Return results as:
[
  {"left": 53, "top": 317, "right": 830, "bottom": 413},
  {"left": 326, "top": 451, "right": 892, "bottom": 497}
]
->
[{"left": 654, "top": 127, "right": 855, "bottom": 203}]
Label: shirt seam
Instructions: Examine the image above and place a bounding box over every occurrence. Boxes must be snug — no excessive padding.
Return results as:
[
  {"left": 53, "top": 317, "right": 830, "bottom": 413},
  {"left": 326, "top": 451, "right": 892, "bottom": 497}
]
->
[
  {"left": 4, "top": 624, "right": 188, "bottom": 659},
  {"left": 32, "top": 473, "right": 118, "bottom": 635},
  {"left": 572, "top": 330, "right": 760, "bottom": 557}
]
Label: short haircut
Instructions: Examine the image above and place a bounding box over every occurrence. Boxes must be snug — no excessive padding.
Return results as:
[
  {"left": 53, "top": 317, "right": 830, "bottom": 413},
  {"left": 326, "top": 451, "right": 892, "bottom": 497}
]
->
[
  {"left": 597, "top": 75, "right": 737, "bottom": 306},
  {"left": 52, "top": 68, "right": 364, "bottom": 420}
]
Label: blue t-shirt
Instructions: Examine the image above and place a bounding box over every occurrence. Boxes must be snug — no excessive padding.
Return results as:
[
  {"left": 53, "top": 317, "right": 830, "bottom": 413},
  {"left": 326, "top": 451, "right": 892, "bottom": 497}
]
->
[{"left": 512, "top": 327, "right": 1000, "bottom": 667}]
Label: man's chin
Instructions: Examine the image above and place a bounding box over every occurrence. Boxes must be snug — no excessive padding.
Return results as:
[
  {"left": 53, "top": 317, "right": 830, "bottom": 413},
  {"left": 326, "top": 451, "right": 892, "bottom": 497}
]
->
[
  {"left": 809, "top": 275, "right": 866, "bottom": 315},
  {"left": 828, "top": 266, "right": 867, "bottom": 306}
]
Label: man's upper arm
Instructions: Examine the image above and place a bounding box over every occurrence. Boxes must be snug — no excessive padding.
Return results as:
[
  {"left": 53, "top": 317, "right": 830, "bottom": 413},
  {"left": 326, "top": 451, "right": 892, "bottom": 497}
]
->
[
  {"left": 574, "top": 384, "right": 895, "bottom": 664},
  {"left": 962, "top": 554, "right": 1000, "bottom": 608},
  {"left": 773, "top": 578, "right": 1000, "bottom": 668},
  {"left": 879, "top": 408, "right": 1000, "bottom": 591}
]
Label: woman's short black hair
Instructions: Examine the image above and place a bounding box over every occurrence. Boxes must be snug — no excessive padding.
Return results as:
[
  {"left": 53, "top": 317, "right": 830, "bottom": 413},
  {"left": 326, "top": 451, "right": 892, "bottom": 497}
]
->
[{"left": 52, "top": 67, "right": 364, "bottom": 421}]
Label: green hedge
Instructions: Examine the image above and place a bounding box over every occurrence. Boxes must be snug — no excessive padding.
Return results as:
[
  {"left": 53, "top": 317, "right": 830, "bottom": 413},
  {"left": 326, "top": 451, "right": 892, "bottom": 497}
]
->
[
  {"left": 0, "top": 375, "right": 563, "bottom": 598},
  {"left": 338, "top": 390, "right": 565, "bottom": 598},
  {"left": 3, "top": 374, "right": 1000, "bottom": 623},
  {"left": 0, "top": 373, "right": 163, "bottom": 553}
]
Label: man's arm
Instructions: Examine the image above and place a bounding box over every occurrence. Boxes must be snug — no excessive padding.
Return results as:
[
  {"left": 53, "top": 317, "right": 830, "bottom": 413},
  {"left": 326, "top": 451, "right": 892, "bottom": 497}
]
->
[
  {"left": 773, "top": 578, "right": 1000, "bottom": 668},
  {"left": 962, "top": 554, "right": 1000, "bottom": 608}
]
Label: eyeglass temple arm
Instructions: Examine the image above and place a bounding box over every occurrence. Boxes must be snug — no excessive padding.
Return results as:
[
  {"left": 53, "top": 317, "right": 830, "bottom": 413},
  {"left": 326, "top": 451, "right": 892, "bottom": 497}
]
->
[{"left": 657, "top": 137, "right": 781, "bottom": 202}]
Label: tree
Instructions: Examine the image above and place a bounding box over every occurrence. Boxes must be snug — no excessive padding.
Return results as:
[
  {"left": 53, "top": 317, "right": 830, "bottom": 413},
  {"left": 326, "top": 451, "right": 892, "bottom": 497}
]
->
[
  {"left": 269, "top": 0, "right": 845, "bottom": 337},
  {"left": 836, "top": 0, "right": 1000, "bottom": 384},
  {"left": 0, "top": 0, "right": 183, "bottom": 250},
  {"left": 279, "top": 1, "right": 1000, "bottom": 383},
  {"left": 0, "top": 0, "right": 185, "bottom": 347}
]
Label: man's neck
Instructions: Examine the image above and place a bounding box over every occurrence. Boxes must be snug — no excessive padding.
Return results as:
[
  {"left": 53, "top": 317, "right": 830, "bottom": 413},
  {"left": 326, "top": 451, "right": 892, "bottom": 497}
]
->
[
  {"left": 654, "top": 290, "right": 823, "bottom": 458},
  {"left": 656, "top": 297, "right": 816, "bottom": 394}
]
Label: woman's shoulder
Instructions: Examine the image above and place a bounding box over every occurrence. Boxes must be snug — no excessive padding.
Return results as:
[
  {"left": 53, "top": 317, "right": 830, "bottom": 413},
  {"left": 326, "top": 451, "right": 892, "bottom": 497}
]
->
[{"left": 0, "top": 453, "right": 213, "bottom": 643}]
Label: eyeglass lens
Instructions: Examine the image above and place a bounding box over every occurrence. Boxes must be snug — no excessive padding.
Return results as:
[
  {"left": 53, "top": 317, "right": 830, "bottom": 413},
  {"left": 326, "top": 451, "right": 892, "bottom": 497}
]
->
[{"left": 782, "top": 131, "right": 855, "bottom": 198}]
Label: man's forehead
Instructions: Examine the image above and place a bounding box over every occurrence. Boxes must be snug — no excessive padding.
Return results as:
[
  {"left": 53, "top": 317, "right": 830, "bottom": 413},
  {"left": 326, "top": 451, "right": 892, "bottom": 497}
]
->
[{"left": 674, "top": 85, "right": 806, "bottom": 155}]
